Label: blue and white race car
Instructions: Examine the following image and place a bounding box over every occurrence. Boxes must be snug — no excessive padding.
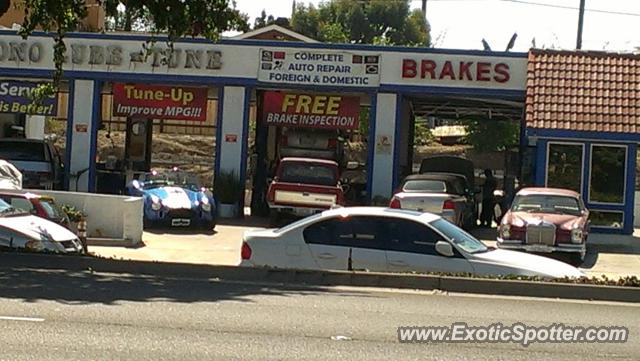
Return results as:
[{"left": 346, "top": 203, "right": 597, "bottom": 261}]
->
[{"left": 126, "top": 169, "right": 216, "bottom": 229}]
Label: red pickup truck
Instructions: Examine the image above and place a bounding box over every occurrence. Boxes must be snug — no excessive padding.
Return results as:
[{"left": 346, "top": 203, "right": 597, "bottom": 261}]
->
[{"left": 266, "top": 157, "right": 346, "bottom": 224}]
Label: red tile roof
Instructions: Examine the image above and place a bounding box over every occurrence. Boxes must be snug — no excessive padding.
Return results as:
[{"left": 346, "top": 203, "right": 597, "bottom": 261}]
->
[{"left": 526, "top": 49, "right": 640, "bottom": 133}]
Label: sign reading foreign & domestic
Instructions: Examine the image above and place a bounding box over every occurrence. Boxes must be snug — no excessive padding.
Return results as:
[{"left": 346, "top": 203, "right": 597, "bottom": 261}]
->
[{"left": 258, "top": 49, "right": 380, "bottom": 87}]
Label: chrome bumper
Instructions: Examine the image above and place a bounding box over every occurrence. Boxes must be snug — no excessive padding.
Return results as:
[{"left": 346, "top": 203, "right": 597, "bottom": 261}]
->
[
  {"left": 497, "top": 238, "right": 586, "bottom": 256},
  {"left": 268, "top": 204, "right": 327, "bottom": 217}
]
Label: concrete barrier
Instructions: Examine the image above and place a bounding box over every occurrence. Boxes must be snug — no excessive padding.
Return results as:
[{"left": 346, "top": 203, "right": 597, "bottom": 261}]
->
[{"left": 25, "top": 189, "right": 143, "bottom": 245}]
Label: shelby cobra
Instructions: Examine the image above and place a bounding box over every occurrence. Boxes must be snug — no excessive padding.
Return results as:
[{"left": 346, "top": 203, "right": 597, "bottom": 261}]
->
[{"left": 126, "top": 169, "right": 216, "bottom": 230}]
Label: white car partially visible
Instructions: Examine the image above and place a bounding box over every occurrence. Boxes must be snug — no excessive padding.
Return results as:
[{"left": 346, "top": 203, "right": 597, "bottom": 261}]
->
[
  {"left": 0, "top": 199, "right": 83, "bottom": 253},
  {"left": 240, "top": 207, "right": 584, "bottom": 279},
  {"left": 0, "top": 160, "right": 22, "bottom": 189}
]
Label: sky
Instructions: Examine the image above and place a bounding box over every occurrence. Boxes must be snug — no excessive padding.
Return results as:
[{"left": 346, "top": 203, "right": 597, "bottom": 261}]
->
[{"left": 231, "top": 0, "right": 640, "bottom": 52}]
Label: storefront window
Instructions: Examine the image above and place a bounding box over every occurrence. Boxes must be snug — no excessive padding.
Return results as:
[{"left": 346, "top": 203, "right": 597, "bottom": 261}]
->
[
  {"left": 589, "top": 145, "right": 626, "bottom": 204},
  {"left": 546, "top": 143, "right": 583, "bottom": 192},
  {"left": 589, "top": 210, "right": 624, "bottom": 229}
]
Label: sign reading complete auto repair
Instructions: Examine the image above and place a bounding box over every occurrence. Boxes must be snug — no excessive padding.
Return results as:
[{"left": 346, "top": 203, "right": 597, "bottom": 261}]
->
[
  {"left": 0, "top": 80, "right": 57, "bottom": 115},
  {"left": 258, "top": 48, "right": 380, "bottom": 87},
  {"left": 112, "top": 83, "right": 207, "bottom": 121},
  {"left": 263, "top": 91, "right": 360, "bottom": 130}
]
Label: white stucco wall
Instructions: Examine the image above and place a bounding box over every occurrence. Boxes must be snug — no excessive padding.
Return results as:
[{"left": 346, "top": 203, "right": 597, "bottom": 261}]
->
[
  {"left": 370, "top": 93, "right": 398, "bottom": 199},
  {"left": 68, "top": 79, "right": 97, "bottom": 192},
  {"left": 218, "top": 86, "right": 247, "bottom": 178}
]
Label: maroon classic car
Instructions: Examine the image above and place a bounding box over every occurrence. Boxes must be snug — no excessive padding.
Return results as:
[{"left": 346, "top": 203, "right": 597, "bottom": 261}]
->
[{"left": 497, "top": 187, "right": 589, "bottom": 261}]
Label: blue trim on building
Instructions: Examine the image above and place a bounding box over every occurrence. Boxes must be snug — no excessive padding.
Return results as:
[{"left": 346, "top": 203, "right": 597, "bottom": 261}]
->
[
  {"left": 239, "top": 87, "right": 252, "bottom": 214},
  {"left": 379, "top": 84, "right": 525, "bottom": 100},
  {"left": 392, "top": 94, "right": 403, "bottom": 191},
  {"left": 88, "top": 80, "right": 102, "bottom": 192},
  {"left": 581, "top": 143, "right": 591, "bottom": 201},
  {"left": 64, "top": 80, "right": 75, "bottom": 190},
  {"left": 0, "top": 30, "right": 527, "bottom": 58},
  {"left": 527, "top": 128, "right": 640, "bottom": 142},
  {"left": 534, "top": 139, "right": 547, "bottom": 186},
  {"left": 366, "top": 93, "right": 378, "bottom": 201},
  {"left": 214, "top": 87, "right": 225, "bottom": 182},
  {"left": 0, "top": 67, "right": 53, "bottom": 79},
  {"left": 623, "top": 143, "right": 637, "bottom": 234}
]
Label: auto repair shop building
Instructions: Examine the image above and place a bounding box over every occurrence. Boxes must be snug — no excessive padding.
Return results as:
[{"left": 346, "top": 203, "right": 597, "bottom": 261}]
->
[{"left": 0, "top": 29, "right": 637, "bottom": 234}]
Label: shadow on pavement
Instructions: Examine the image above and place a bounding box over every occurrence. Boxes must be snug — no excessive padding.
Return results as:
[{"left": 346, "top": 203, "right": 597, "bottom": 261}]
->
[
  {"left": 0, "top": 253, "right": 374, "bottom": 305},
  {"left": 144, "top": 228, "right": 217, "bottom": 236}
]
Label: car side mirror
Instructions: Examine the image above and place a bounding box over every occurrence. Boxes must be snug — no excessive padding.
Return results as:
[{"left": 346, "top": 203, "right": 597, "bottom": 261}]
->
[{"left": 435, "top": 241, "right": 455, "bottom": 257}]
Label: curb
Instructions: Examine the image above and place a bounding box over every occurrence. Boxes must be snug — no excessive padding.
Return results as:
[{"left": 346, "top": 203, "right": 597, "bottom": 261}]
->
[{"left": 1, "top": 253, "right": 638, "bottom": 303}]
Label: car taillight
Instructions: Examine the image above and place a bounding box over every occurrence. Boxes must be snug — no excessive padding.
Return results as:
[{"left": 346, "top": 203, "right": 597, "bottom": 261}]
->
[
  {"left": 443, "top": 200, "right": 455, "bottom": 210},
  {"left": 389, "top": 197, "right": 401, "bottom": 209},
  {"left": 266, "top": 186, "right": 275, "bottom": 203},
  {"left": 241, "top": 242, "right": 252, "bottom": 260},
  {"left": 328, "top": 138, "right": 338, "bottom": 149},
  {"left": 280, "top": 136, "right": 288, "bottom": 146}
]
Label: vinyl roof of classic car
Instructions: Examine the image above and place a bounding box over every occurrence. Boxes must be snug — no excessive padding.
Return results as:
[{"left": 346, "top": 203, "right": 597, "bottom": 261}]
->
[
  {"left": 279, "top": 157, "right": 339, "bottom": 165},
  {"left": 516, "top": 187, "right": 581, "bottom": 197}
]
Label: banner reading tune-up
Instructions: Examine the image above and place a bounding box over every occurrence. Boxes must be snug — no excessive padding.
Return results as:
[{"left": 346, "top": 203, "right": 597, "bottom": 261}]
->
[
  {"left": 262, "top": 91, "right": 360, "bottom": 130},
  {"left": 112, "top": 83, "right": 207, "bottom": 121}
]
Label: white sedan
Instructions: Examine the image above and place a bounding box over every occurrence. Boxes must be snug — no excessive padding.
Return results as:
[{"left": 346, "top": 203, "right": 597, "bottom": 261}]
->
[
  {"left": 0, "top": 199, "right": 84, "bottom": 253},
  {"left": 241, "top": 207, "right": 584, "bottom": 279}
]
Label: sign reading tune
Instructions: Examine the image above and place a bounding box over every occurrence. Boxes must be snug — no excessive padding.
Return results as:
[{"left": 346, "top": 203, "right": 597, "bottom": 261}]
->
[
  {"left": 112, "top": 83, "right": 208, "bottom": 121},
  {"left": 263, "top": 91, "right": 360, "bottom": 130}
]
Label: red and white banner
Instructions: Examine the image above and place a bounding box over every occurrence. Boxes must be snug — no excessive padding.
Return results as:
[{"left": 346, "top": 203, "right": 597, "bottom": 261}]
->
[
  {"left": 262, "top": 91, "right": 360, "bottom": 130},
  {"left": 112, "top": 83, "right": 208, "bottom": 121}
]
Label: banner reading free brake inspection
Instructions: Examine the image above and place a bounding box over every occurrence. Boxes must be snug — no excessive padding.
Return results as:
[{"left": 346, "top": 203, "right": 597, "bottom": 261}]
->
[
  {"left": 112, "top": 83, "right": 208, "bottom": 121},
  {"left": 263, "top": 91, "right": 360, "bottom": 130}
]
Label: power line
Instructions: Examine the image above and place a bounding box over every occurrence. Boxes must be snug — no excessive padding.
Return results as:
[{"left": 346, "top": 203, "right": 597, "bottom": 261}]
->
[{"left": 498, "top": 0, "right": 640, "bottom": 17}]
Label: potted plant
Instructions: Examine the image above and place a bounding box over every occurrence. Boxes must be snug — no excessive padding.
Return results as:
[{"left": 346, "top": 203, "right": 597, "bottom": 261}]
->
[
  {"left": 61, "top": 204, "right": 86, "bottom": 234},
  {"left": 214, "top": 170, "right": 243, "bottom": 218}
]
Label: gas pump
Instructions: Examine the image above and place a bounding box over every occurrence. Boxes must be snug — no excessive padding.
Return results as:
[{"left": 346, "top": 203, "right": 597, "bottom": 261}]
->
[{"left": 124, "top": 118, "right": 153, "bottom": 184}]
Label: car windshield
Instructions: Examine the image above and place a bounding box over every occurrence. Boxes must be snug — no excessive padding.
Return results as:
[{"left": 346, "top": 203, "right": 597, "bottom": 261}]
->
[
  {"left": 0, "top": 198, "right": 19, "bottom": 216},
  {"left": 40, "top": 198, "right": 66, "bottom": 220},
  {"left": 511, "top": 194, "right": 582, "bottom": 216},
  {"left": 140, "top": 171, "right": 201, "bottom": 190},
  {"left": 279, "top": 162, "right": 337, "bottom": 186},
  {"left": 430, "top": 218, "right": 488, "bottom": 254},
  {"left": 402, "top": 179, "right": 447, "bottom": 193},
  {"left": 0, "top": 142, "right": 46, "bottom": 161}
]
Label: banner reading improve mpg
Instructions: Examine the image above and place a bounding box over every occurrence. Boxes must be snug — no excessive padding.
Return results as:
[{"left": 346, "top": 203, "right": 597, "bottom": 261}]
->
[
  {"left": 263, "top": 91, "right": 360, "bottom": 130},
  {"left": 112, "top": 83, "right": 207, "bottom": 121},
  {"left": 0, "top": 80, "right": 58, "bottom": 115}
]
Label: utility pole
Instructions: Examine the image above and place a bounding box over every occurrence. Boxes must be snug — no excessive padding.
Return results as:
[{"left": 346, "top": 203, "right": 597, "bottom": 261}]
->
[
  {"left": 422, "top": 0, "right": 427, "bottom": 19},
  {"left": 576, "top": 0, "right": 586, "bottom": 49}
]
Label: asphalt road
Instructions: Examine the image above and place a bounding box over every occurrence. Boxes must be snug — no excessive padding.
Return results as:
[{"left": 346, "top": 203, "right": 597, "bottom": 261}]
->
[{"left": 0, "top": 263, "right": 638, "bottom": 361}]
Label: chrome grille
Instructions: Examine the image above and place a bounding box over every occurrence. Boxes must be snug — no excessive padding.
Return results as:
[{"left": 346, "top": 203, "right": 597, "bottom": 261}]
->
[{"left": 525, "top": 224, "right": 556, "bottom": 245}]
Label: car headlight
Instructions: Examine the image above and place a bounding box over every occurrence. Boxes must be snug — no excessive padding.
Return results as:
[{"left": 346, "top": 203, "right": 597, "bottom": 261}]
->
[
  {"left": 201, "top": 197, "right": 211, "bottom": 212},
  {"left": 150, "top": 195, "right": 162, "bottom": 211},
  {"left": 571, "top": 228, "right": 583, "bottom": 243},
  {"left": 499, "top": 224, "right": 511, "bottom": 239}
]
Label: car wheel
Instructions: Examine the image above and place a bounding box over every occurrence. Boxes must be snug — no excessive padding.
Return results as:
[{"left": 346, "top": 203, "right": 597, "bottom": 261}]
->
[
  {"left": 143, "top": 218, "right": 153, "bottom": 229},
  {"left": 201, "top": 220, "right": 216, "bottom": 231}
]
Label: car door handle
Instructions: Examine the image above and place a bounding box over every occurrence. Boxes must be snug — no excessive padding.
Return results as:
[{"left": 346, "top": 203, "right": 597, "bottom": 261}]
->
[
  {"left": 389, "top": 260, "right": 407, "bottom": 267},
  {"left": 317, "top": 253, "right": 336, "bottom": 259}
]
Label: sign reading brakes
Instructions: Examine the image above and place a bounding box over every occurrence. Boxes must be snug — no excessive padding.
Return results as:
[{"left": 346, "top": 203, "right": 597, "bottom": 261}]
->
[
  {"left": 258, "top": 48, "right": 380, "bottom": 87},
  {"left": 263, "top": 91, "right": 360, "bottom": 130}
]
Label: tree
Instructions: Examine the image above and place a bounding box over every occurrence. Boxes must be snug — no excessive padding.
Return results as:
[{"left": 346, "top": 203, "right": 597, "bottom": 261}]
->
[
  {"left": 463, "top": 118, "right": 520, "bottom": 152},
  {"left": 15, "top": 0, "right": 249, "bottom": 101},
  {"left": 253, "top": 9, "right": 275, "bottom": 29},
  {"left": 291, "top": 0, "right": 430, "bottom": 46}
]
